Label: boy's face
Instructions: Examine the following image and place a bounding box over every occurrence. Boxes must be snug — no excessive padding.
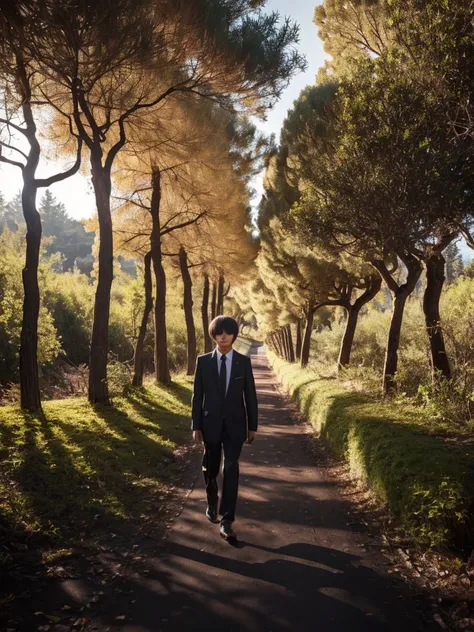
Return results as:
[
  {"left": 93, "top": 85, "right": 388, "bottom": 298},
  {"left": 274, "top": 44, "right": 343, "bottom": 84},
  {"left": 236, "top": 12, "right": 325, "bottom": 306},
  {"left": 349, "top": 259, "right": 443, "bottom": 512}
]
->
[{"left": 214, "top": 330, "right": 234, "bottom": 352}]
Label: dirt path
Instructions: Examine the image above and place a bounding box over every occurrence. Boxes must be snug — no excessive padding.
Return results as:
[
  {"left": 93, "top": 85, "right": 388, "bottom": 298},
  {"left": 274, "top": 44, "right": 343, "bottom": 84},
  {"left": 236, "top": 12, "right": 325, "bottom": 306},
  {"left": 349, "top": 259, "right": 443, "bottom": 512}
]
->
[{"left": 84, "top": 355, "right": 438, "bottom": 632}]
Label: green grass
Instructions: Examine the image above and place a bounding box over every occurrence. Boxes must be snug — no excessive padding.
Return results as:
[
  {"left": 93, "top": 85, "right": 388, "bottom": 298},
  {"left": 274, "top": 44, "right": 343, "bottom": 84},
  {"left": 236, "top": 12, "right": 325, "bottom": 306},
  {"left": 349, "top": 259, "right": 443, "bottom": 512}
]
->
[
  {"left": 270, "top": 354, "right": 474, "bottom": 551},
  {"left": 0, "top": 378, "right": 193, "bottom": 546}
]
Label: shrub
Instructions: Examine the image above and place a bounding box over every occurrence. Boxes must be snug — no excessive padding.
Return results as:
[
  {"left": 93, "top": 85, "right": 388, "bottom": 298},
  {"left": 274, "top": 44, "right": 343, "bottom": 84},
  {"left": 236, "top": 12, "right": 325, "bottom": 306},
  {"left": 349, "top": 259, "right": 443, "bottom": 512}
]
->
[
  {"left": 0, "top": 230, "right": 60, "bottom": 386},
  {"left": 309, "top": 275, "right": 474, "bottom": 427},
  {"left": 42, "top": 267, "right": 93, "bottom": 366},
  {"left": 107, "top": 359, "right": 132, "bottom": 397},
  {"left": 415, "top": 277, "right": 474, "bottom": 428}
]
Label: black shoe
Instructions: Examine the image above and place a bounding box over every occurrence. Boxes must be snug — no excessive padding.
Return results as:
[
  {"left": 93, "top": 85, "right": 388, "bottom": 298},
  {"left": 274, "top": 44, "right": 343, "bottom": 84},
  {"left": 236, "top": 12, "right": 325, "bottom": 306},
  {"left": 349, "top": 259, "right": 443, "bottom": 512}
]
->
[
  {"left": 220, "top": 521, "right": 237, "bottom": 541},
  {"left": 206, "top": 504, "right": 219, "bottom": 523}
]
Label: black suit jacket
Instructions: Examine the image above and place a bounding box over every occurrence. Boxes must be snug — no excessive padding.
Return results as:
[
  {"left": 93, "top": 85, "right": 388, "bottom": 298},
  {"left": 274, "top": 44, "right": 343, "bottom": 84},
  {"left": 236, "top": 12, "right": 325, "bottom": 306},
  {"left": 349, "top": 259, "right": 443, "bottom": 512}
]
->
[{"left": 191, "top": 349, "right": 258, "bottom": 444}]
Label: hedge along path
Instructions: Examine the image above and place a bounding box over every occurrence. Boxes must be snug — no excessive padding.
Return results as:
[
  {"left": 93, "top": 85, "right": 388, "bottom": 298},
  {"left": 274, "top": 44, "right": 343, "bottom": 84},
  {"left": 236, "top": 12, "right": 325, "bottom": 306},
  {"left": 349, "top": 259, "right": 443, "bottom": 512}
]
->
[
  {"left": 84, "top": 354, "right": 438, "bottom": 632},
  {"left": 270, "top": 354, "right": 474, "bottom": 552}
]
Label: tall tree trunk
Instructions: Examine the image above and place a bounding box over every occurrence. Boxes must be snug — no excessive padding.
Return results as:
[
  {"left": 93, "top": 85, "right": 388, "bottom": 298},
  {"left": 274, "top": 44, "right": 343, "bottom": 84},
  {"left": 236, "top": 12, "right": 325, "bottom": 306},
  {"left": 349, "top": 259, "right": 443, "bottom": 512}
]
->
[
  {"left": 20, "top": 179, "right": 42, "bottom": 412},
  {"left": 287, "top": 324, "right": 295, "bottom": 362},
  {"left": 280, "top": 330, "right": 287, "bottom": 359},
  {"left": 216, "top": 274, "right": 225, "bottom": 315},
  {"left": 272, "top": 332, "right": 280, "bottom": 357},
  {"left": 202, "top": 274, "right": 212, "bottom": 353},
  {"left": 281, "top": 328, "right": 288, "bottom": 361},
  {"left": 210, "top": 281, "right": 217, "bottom": 320},
  {"left": 132, "top": 251, "right": 153, "bottom": 387},
  {"left": 337, "top": 307, "right": 354, "bottom": 369},
  {"left": 338, "top": 275, "right": 382, "bottom": 370},
  {"left": 295, "top": 318, "right": 302, "bottom": 360},
  {"left": 301, "top": 308, "right": 314, "bottom": 368},
  {"left": 384, "top": 293, "right": 408, "bottom": 392},
  {"left": 281, "top": 329, "right": 289, "bottom": 361},
  {"left": 372, "top": 258, "right": 422, "bottom": 393},
  {"left": 149, "top": 167, "right": 170, "bottom": 384},
  {"left": 12, "top": 55, "right": 81, "bottom": 411},
  {"left": 383, "top": 262, "right": 422, "bottom": 392},
  {"left": 273, "top": 331, "right": 284, "bottom": 358},
  {"left": 88, "top": 153, "right": 113, "bottom": 403},
  {"left": 423, "top": 252, "right": 451, "bottom": 380},
  {"left": 179, "top": 247, "right": 197, "bottom": 375},
  {"left": 272, "top": 334, "right": 278, "bottom": 355},
  {"left": 13, "top": 61, "right": 42, "bottom": 412}
]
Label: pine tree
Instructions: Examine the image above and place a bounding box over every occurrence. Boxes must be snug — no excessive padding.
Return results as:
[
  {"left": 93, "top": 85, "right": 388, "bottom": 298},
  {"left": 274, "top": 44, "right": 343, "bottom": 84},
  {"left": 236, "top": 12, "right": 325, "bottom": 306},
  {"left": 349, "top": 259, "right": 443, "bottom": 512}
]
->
[
  {"left": 444, "top": 242, "right": 464, "bottom": 285},
  {"left": 39, "top": 190, "right": 94, "bottom": 272},
  {"left": 0, "top": 194, "right": 24, "bottom": 233}
]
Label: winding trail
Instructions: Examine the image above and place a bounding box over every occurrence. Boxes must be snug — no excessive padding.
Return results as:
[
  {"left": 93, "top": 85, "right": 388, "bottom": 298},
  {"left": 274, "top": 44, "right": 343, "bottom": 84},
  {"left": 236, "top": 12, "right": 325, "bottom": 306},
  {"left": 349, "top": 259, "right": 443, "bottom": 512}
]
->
[{"left": 89, "top": 354, "right": 437, "bottom": 632}]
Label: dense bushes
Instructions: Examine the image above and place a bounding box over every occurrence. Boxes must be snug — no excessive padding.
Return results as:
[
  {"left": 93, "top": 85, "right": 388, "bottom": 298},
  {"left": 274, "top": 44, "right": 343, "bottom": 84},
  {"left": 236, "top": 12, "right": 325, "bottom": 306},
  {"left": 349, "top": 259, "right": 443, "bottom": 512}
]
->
[
  {"left": 0, "top": 231, "right": 60, "bottom": 385},
  {"left": 0, "top": 229, "right": 204, "bottom": 398},
  {"left": 42, "top": 266, "right": 94, "bottom": 366},
  {"left": 309, "top": 275, "right": 474, "bottom": 427}
]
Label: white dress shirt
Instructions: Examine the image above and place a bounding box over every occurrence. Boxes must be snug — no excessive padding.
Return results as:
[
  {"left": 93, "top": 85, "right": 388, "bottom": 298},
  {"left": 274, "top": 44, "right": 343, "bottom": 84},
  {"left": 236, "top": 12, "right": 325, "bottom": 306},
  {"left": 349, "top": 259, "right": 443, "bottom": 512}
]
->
[{"left": 216, "top": 347, "right": 233, "bottom": 395}]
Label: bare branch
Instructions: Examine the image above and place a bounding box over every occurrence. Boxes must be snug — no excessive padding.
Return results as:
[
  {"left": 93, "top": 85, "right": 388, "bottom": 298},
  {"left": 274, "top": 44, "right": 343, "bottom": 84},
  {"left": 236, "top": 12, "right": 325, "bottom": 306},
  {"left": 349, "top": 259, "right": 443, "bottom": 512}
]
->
[
  {"left": 35, "top": 138, "right": 83, "bottom": 187},
  {"left": 0, "top": 140, "right": 28, "bottom": 161},
  {"left": 0, "top": 117, "right": 28, "bottom": 137},
  {"left": 462, "top": 227, "right": 474, "bottom": 250},
  {"left": 160, "top": 211, "right": 207, "bottom": 237},
  {"left": 371, "top": 259, "right": 399, "bottom": 294},
  {"left": 105, "top": 116, "right": 126, "bottom": 174},
  {"left": 113, "top": 195, "right": 149, "bottom": 211},
  {"left": 0, "top": 151, "right": 25, "bottom": 171}
]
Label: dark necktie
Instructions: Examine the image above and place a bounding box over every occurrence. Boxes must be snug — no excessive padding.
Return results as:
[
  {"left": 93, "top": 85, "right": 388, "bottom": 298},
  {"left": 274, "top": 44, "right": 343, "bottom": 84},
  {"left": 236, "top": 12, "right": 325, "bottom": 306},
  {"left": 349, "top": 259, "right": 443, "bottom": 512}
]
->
[{"left": 220, "top": 355, "right": 227, "bottom": 397}]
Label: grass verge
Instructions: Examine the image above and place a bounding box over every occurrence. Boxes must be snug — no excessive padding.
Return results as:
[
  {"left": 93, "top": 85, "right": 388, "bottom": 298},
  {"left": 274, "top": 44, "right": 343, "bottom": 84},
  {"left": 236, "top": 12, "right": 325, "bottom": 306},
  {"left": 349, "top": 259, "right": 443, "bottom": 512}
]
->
[
  {"left": 0, "top": 377, "right": 193, "bottom": 552},
  {"left": 270, "top": 353, "right": 474, "bottom": 552}
]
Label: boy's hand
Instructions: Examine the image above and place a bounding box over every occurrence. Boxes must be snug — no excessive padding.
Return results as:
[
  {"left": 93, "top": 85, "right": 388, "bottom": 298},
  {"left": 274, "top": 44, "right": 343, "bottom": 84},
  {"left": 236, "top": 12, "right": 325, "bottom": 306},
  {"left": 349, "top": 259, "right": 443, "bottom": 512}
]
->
[
  {"left": 247, "top": 430, "right": 256, "bottom": 444},
  {"left": 193, "top": 430, "right": 204, "bottom": 443}
]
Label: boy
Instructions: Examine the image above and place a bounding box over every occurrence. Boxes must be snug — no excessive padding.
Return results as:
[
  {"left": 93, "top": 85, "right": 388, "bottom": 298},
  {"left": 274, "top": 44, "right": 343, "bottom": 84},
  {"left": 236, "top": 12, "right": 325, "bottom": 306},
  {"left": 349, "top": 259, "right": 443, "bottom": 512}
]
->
[{"left": 191, "top": 315, "right": 258, "bottom": 541}]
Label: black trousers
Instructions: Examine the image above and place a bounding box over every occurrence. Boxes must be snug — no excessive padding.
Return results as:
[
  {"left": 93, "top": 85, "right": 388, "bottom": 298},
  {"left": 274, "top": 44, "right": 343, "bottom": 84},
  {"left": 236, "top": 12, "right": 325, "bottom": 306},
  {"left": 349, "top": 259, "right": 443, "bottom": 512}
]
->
[{"left": 202, "top": 422, "right": 243, "bottom": 524}]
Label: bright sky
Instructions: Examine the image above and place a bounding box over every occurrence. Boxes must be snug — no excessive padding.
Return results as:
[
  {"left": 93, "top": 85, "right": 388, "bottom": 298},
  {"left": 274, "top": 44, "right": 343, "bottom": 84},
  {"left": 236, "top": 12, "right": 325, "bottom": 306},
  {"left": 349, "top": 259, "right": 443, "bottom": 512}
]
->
[
  {"left": 0, "top": 1, "right": 324, "bottom": 221},
  {"left": 252, "top": 0, "right": 326, "bottom": 196},
  {"left": 260, "top": 0, "right": 326, "bottom": 130}
]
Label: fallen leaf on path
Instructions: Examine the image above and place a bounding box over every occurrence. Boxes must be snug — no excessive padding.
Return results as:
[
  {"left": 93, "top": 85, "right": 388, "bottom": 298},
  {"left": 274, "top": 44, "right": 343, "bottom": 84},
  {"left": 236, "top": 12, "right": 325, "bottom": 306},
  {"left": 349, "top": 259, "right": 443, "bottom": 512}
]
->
[{"left": 73, "top": 618, "right": 86, "bottom": 627}]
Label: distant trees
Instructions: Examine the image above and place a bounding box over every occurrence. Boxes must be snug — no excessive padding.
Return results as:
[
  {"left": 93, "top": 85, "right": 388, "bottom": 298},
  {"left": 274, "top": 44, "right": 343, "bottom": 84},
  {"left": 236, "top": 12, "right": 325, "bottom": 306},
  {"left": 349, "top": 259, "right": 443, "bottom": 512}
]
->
[
  {"left": 39, "top": 191, "right": 94, "bottom": 273},
  {"left": 1, "top": 190, "right": 95, "bottom": 275},
  {"left": 444, "top": 243, "right": 464, "bottom": 286},
  {"left": 0, "top": 193, "right": 23, "bottom": 232}
]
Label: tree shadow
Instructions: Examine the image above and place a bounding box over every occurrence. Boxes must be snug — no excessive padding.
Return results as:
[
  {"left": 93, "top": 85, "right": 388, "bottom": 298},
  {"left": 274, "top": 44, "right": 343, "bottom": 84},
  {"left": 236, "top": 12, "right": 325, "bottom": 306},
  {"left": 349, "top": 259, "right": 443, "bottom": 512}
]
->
[
  {"left": 0, "top": 380, "right": 193, "bottom": 563},
  {"left": 80, "top": 538, "right": 438, "bottom": 632}
]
